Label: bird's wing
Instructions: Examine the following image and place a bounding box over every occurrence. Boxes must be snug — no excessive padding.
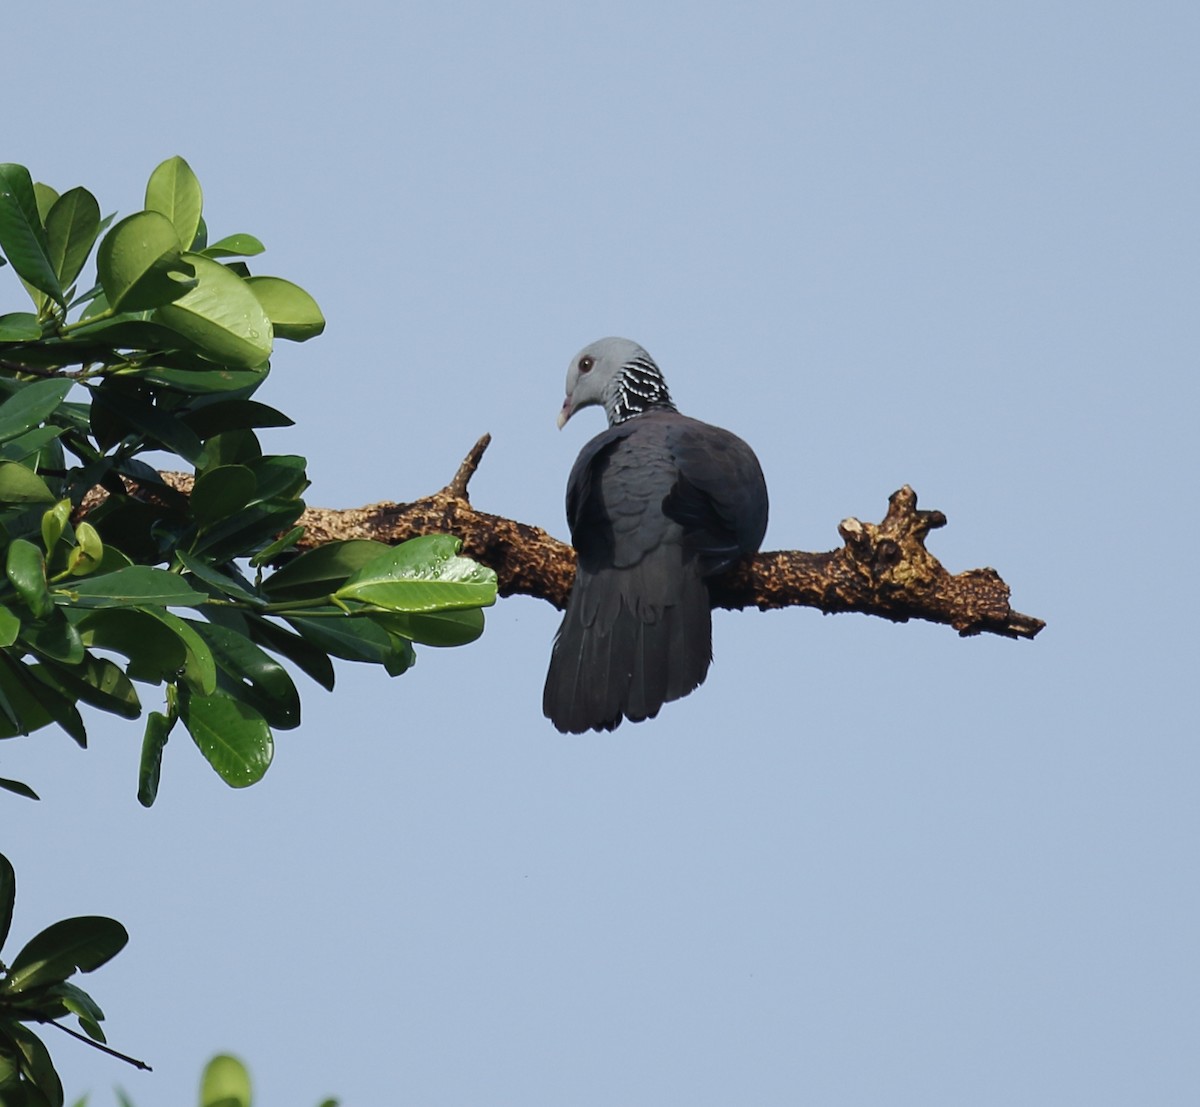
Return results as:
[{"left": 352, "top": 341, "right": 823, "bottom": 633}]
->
[
  {"left": 566, "top": 419, "right": 679, "bottom": 572},
  {"left": 663, "top": 416, "right": 769, "bottom": 576},
  {"left": 565, "top": 423, "right": 633, "bottom": 550}
]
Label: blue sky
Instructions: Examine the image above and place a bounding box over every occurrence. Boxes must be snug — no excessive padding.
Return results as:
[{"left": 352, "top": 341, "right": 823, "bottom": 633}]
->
[{"left": 4, "top": 2, "right": 1197, "bottom": 1104}]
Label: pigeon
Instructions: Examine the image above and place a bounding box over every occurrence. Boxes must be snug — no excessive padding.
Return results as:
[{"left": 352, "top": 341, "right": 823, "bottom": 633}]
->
[{"left": 543, "top": 337, "right": 768, "bottom": 733}]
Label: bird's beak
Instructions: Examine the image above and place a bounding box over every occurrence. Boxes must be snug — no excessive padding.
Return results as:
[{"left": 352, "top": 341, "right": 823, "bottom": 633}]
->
[{"left": 556, "top": 396, "right": 572, "bottom": 429}]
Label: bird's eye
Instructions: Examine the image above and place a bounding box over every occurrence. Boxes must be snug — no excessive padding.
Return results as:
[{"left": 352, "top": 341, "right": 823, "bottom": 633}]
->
[{"left": 579, "top": 356, "right": 594, "bottom": 373}]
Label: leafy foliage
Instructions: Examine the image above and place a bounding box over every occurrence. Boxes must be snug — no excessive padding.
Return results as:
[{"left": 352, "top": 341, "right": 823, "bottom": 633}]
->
[
  {"left": 0, "top": 853, "right": 128, "bottom": 1107},
  {"left": 2, "top": 156, "right": 491, "bottom": 1102},
  {"left": 0, "top": 157, "right": 497, "bottom": 808}
]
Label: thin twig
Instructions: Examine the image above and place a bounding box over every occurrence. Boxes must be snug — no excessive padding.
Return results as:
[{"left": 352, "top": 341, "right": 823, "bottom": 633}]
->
[
  {"left": 0, "top": 359, "right": 86, "bottom": 380},
  {"left": 43, "top": 1019, "right": 153, "bottom": 1072}
]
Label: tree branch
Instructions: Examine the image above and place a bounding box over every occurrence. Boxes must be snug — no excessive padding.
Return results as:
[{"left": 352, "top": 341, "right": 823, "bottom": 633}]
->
[
  {"left": 284, "top": 435, "right": 1042, "bottom": 640},
  {"left": 148, "top": 434, "right": 1042, "bottom": 639}
]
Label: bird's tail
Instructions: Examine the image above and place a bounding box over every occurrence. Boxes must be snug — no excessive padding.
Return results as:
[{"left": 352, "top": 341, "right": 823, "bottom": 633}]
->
[{"left": 543, "top": 549, "right": 711, "bottom": 733}]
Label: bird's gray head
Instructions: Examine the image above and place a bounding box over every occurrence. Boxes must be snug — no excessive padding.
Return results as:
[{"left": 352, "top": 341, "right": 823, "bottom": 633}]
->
[{"left": 557, "top": 337, "right": 676, "bottom": 429}]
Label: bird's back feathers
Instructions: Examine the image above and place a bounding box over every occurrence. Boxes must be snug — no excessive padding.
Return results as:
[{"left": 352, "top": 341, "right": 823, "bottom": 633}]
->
[{"left": 544, "top": 408, "right": 767, "bottom": 733}]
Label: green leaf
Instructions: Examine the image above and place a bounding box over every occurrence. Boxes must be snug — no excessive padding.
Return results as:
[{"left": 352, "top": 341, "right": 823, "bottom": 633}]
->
[
  {"left": 182, "top": 692, "right": 272, "bottom": 787},
  {"left": 246, "top": 614, "right": 335, "bottom": 691},
  {"left": 48, "top": 980, "right": 108, "bottom": 1041},
  {"left": 144, "top": 156, "right": 203, "bottom": 251},
  {"left": 192, "top": 500, "right": 305, "bottom": 563},
  {"left": 0, "top": 461, "right": 55, "bottom": 502},
  {"left": 0, "top": 653, "right": 87, "bottom": 746},
  {"left": 63, "top": 313, "right": 192, "bottom": 352},
  {"left": 153, "top": 254, "right": 273, "bottom": 369},
  {"left": 0, "top": 164, "right": 64, "bottom": 305},
  {"left": 4, "top": 1022, "right": 63, "bottom": 1107},
  {"left": 0, "top": 424, "right": 66, "bottom": 466},
  {"left": 45, "top": 187, "right": 101, "bottom": 289},
  {"left": 202, "top": 428, "right": 262, "bottom": 466},
  {"left": 79, "top": 605, "right": 215, "bottom": 692},
  {"left": 0, "top": 654, "right": 61, "bottom": 737},
  {"left": 286, "top": 611, "right": 407, "bottom": 667},
  {"left": 183, "top": 400, "right": 293, "bottom": 440},
  {"left": 190, "top": 465, "right": 256, "bottom": 528},
  {"left": 24, "top": 611, "right": 86, "bottom": 665},
  {"left": 0, "top": 311, "right": 41, "bottom": 340},
  {"left": 138, "top": 709, "right": 175, "bottom": 807},
  {"left": 138, "top": 364, "right": 267, "bottom": 395},
  {"left": 244, "top": 453, "right": 307, "bottom": 504},
  {"left": 76, "top": 607, "right": 185, "bottom": 683},
  {"left": 378, "top": 626, "right": 417, "bottom": 676},
  {"left": 263, "top": 539, "right": 390, "bottom": 601},
  {"left": 202, "top": 233, "right": 265, "bottom": 259},
  {"left": 96, "top": 210, "right": 196, "bottom": 312},
  {"left": 373, "top": 606, "right": 485, "bottom": 647},
  {"left": 66, "top": 282, "right": 111, "bottom": 316},
  {"left": 33, "top": 182, "right": 59, "bottom": 221},
  {"left": 0, "top": 605, "right": 20, "bottom": 646},
  {"left": 89, "top": 385, "right": 209, "bottom": 467},
  {"left": 7, "top": 539, "right": 52, "bottom": 617},
  {"left": 58, "top": 566, "right": 206, "bottom": 609},
  {"left": 0, "top": 1034, "right": 19, "bottom": 1088},
  {"left": 192, "top": 213, "right": 209, "bottom": 251},
  {"left": 75, "top": 281, "right": 106, "bottom": 314},
  {"left": 191, "top": 620, "right": 300, "bottom": 729},
  {"left": 4, "top": 916, "right": 128, "bottom": 993},
  {"left": 136, "top": 607, "right": 217, "bottom": 694},
  {"left": 72, "top": 526, "right": 144, "bottom": 578},
  {"left": 201, "top": 1054, "right": 252, "bottom": 1107},
  {"left": 0, "top": 503, "right": 50, "bottom": 554},
  {"left": 335, "top": 535, "right": 497, "bottom": 613},
  {"left": 67, "top": 522, "right": 103, "bottom": 577},
  {"left": 249, "top": 525, "right": 304, "bottom": 568},
  {"left": 0, "top": 775, "right": 39, "bottom": 799},
  {"left": 0, "top": 852, "right": 13, "bottom": 949},
  {"left": 244, "top": 276, "right": 325, "bottom": 341},
  {"left": 40, "top": 500, "right": 71, "bottom": 554},
  {"left": 18, "top": 184, "right": 58, "bottom": 314},
  {"left": 188, "top": 458, "right": 305, "bottom": 555},
  {"left": 176, "top": 551, "right": 261, "bottom": 605},
  {"left": 0, "top": 379, "right": 72, "bottom": 444},
  {"left": 32, "top": 655, "right": 141, "bottom": 720}
]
